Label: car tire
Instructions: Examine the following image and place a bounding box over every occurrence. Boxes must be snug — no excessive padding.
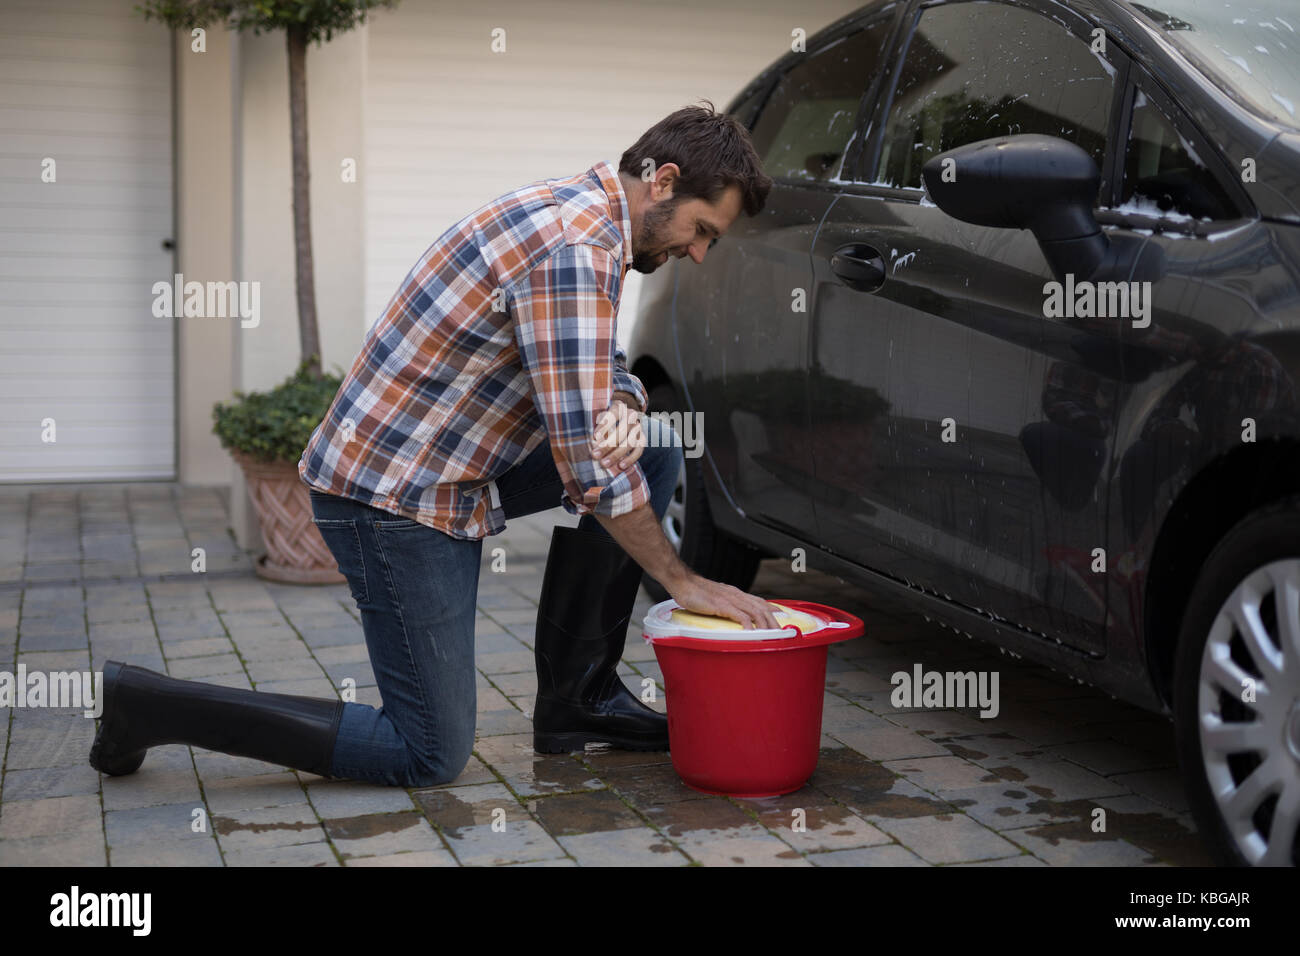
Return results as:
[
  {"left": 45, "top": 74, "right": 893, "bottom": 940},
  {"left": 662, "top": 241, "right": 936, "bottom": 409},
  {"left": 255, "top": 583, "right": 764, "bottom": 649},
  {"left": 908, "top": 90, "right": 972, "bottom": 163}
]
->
[
  {"left": 640, "top": 383, "right": 763, "bottom": 603},
  {"left": 1172, "top": 494, "right": 1300, "bottom": 866}
]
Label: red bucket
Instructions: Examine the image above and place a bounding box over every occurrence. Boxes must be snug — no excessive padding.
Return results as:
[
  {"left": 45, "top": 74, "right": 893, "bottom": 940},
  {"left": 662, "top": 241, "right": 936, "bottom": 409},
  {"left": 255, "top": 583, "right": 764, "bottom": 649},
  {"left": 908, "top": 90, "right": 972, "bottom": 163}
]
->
[{"left": 645, "top": 599, "right": 864, "bottom": 798}]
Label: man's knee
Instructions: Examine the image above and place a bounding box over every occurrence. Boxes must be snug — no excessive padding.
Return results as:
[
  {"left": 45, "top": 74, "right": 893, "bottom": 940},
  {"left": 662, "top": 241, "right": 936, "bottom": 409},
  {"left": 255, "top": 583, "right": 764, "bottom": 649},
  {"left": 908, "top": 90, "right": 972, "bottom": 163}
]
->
[{"left": 405, "top": 726, "right": 475, "bottom": 788}]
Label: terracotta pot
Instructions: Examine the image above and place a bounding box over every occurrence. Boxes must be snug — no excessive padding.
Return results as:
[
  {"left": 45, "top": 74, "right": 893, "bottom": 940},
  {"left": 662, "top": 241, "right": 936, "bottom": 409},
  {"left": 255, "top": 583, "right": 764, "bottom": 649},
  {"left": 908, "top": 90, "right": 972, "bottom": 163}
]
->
[{"left": 230, "top": 450, "right": 344, "bottom": 585}]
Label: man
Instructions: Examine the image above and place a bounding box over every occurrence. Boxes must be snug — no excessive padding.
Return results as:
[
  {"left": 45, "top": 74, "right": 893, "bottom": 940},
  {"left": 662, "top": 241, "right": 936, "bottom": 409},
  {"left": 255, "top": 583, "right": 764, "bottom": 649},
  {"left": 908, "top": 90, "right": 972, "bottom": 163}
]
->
[{"left": 90, "top": 104, "right": 778, "bottom": 788}]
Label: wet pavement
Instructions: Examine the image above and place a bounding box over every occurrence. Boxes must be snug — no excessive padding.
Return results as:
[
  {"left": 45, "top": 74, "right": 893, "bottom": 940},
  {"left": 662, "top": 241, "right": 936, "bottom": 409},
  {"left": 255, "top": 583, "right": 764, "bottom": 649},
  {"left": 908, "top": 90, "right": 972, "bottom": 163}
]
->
[{"left": 0, "top": 483, "right": 1210, "bottom": 866}]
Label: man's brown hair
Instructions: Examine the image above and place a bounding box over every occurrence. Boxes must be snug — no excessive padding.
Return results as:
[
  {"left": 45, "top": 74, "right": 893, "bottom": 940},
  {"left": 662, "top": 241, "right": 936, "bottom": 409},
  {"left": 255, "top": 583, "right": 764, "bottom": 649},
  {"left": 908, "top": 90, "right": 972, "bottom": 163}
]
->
[{"left": 619, "top": 101, "right": 773, "bottom": 217}]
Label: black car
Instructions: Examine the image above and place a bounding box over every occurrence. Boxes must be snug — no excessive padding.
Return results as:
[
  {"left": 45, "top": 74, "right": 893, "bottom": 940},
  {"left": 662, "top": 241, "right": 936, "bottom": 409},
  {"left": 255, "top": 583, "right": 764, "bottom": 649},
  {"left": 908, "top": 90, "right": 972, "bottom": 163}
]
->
[{"left": 628, "top": 0, "right": 1300, "bottom": 865}]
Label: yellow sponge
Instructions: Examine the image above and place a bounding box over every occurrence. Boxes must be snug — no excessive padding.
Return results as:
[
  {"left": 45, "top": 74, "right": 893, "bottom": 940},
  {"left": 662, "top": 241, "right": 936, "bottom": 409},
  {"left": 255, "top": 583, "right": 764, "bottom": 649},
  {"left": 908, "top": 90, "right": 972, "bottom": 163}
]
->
[{"left": 668, "top": 603, "right": 820, "bottom": 634}]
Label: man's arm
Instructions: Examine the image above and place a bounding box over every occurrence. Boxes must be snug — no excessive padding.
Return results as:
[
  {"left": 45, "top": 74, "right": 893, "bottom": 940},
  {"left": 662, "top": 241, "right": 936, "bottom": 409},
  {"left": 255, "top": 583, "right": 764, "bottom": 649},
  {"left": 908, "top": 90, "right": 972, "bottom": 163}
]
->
[
  {"left": 592, "top": 506, "right": 779, "bottom": 630},
  {"left": 511, "top": 242, "right": 777, "bottom": 630},
  {"left": 510, "top": 242, "right": 653, "bottom": 522}
]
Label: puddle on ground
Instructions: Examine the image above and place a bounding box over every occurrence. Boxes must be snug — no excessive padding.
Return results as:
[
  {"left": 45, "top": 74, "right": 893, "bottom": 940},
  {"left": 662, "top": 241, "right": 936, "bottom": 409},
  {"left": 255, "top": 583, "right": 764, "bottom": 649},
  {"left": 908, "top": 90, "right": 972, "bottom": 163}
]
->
[
  {"left": 323, "top": 811, "right": 424, "bottom": 841},
  {"left": 213, "top": 816, "right": 319, "bottom": 837}
]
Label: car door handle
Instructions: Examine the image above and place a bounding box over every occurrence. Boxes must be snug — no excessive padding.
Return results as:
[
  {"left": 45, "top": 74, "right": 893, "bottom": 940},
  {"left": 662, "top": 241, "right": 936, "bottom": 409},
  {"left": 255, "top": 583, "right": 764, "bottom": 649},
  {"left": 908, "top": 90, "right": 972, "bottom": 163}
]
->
[{"left": 830, "top": 244, "right": 886, "bottom": 292}]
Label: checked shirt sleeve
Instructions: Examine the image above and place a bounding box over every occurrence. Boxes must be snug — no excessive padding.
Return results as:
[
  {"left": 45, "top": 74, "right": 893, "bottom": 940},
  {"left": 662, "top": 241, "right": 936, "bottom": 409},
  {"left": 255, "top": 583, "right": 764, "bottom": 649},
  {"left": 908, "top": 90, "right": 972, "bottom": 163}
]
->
[
  {"left": 511, "top": 243, "right": 653, "bottom": 520},
  {"left": 612, "top": 346, "right": 648, "bottom": 413}
]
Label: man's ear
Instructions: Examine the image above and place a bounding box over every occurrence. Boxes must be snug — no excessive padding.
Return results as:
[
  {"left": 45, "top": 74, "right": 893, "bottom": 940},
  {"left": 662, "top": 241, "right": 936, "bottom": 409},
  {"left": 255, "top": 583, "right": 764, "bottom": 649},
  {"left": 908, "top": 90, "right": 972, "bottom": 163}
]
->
[{"left": 651, "top": 162, "right": 680, "bottom": 202}]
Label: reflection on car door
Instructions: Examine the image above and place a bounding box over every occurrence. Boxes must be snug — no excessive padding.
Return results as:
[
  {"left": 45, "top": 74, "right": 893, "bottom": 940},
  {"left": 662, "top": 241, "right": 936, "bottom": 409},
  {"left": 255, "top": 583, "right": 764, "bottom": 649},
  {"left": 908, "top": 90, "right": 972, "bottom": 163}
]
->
[{"left": 807, "top": 0, "right": 1127, "bottom": 652}]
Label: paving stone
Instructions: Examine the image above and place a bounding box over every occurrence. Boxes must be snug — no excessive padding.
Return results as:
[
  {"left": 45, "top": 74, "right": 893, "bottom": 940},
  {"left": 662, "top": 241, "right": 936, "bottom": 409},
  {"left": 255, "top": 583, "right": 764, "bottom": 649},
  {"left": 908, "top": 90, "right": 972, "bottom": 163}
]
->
[
  {"left": 1047, "top": 738, "right": 1173, "bottom": 776},
  {"left": 831, "top": 720, "right": 953, "bottom": 761},
  {"left": 1108, "top": 770, "right": 1190, "bottom": 814},
  {"left": 223, "top": 842, "right": 339, "bottom": 866},
  {"left": 3, "top": 713, "right": 97, "bottom": 769},
  {"left": 475, "top": 650, "right": 535, "bottom": 674},
  {"left": 602, "top": 762, "right": 706, "bottom": 809},
  {"left": 300, "top": 627, "right": 366, "bottom": 649},
  {"left": 313, "top": 644, "right": 372, "bottom": 667},
  {"left": 938, "top": 732, "right": 1041, "bottom": 761},
  {"left": 0, "top": 792, "right": 102, "bottom": 840},
  {"left": 1090, "top": 794, "right": 1212, "bottom": 866},
  {"left": 305, "top": 780, "right": 416, "bottom": 818},
  {"left": 875, "top": 812, "right": 1023, "bottom": 864},
  {"left": 475, "top": 707, "right": 533, "bottom": 736},
  {"left": 0, "top": 762, "right": 102, "bottom": 801},
  {"left": 110, "top": 838, "right": 223, "bottom": 867},
  {"left": 475, "top": 685, "right": 512, "bottom": 712},
  {"left": 947, "top": 853, "right": 1047, "bottom": 866},
  {"left": 344, "top": 848, "right": 458, "bottom": 866},
  {"left": 968, "top": 754, "right": 1131, "bottom": 801},
  {"left": 440, "top": 820, "right": 566, "bottom": 866},
  {"left": 105, "top": 802, "right": 209, "bottom": 847},
  {"left": 414, "top": 782, "right": 526, "bottom": 834},
  {"left": 493, "top": 754, "right": 603, "bottom": 798},
  {"left": 733, "top": 791, "right": 893, "bottom": 853},
  {"left": 165, "top": 637, "right": 236, "bottom": 660},
  {"left": 212, "top": 803, "right": 324, "bottom": 851},
  {"left": 557, "top": 827, "right": 686, "bottom": 866},
  {"left": 526, "top": 789, "right": 644, "bottom": 835},
  {"left": 0, "top": 832, "right": 107, "bottom": 867},
  {"left": 808, "top": 843, "right": 929, "bottom": 866},
  {"left": 324, "top": 811, "right": 443, "bottom": 859},
  {"left": 101, "top": 769, "right": 202, "bottom": 811},
  {"left": 203, "top": 773, "right": 307, "bottom": 813},
  {"left": 233, "top": 636, "right": 314, "bottom": 663},
  {"left": 167, "top": 653, "right": 244, "bottom": 679},
  {"left": 1001, "top": 823, "right": 1158, "bottom": 865},
  {"left": 937, "top": 785, "right": 1093, "bottom": 832},
  {"left": 15, "top": 649, "right": 90, "bottom": 671},
  {"left": 881, "top": 755, "right": 1007, "bottom": 793}
]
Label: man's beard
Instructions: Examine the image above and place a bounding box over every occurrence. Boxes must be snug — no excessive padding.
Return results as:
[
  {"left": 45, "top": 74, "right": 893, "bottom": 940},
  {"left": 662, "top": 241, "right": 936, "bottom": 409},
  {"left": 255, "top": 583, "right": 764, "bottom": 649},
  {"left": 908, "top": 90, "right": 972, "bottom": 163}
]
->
[{"left": 630, "top": 197, "right": 681, "bottom": 274}]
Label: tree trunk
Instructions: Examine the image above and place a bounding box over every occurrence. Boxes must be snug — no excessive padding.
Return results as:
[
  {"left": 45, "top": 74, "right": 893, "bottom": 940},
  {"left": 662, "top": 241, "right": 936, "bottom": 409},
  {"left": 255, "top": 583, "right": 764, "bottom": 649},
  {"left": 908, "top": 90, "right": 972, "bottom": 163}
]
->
[{"left": 287, "top": 24, "right": 321, "bottom": 379}]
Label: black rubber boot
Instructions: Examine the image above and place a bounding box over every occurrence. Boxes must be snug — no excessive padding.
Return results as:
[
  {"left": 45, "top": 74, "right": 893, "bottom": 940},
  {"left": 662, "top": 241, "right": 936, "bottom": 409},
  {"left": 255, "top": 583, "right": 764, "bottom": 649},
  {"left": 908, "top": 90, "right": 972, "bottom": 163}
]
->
[
  {"left": 89, "top": 660, "right": 345, "bottom": 777},
  {"left": 532, "top": 525, "right": 668, "bottom": 753}
]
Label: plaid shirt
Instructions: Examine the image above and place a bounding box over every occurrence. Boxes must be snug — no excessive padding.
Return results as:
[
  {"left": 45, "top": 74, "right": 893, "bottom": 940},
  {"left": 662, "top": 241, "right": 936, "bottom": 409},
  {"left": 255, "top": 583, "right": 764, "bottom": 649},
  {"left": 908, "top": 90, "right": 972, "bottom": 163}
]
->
[{"left": 298, "top": 161, "right": 651, "bottom": 540}]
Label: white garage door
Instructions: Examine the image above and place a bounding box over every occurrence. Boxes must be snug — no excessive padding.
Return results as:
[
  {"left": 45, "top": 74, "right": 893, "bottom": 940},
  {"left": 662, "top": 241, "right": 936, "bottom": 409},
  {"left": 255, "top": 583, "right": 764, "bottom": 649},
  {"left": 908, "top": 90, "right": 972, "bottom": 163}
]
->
[{"left": 0, "top": 0, "right": 175, "bottom": 482}]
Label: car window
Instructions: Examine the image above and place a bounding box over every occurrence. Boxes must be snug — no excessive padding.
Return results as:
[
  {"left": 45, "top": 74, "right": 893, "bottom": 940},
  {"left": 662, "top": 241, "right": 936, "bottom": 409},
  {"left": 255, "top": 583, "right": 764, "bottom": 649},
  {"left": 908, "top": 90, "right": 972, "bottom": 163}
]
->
[
  {"left": 875, "top": 1, "right": 1115, "bottom": 192},
  {"left": 748, "top": 21, "right": 892, "bottom": 183},
  {"left": 1119, "top": 86, "right": 1238, "bottom": 222},
  {"left": 729, "top": 81, "right": 773, "bottom": 131}
]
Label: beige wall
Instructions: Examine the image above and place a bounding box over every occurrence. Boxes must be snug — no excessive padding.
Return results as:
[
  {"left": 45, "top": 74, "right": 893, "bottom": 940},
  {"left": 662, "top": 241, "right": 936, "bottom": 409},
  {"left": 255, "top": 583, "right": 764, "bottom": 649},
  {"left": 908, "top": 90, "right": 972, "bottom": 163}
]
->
[{"left": 175, "top": 26, "right": 235, "bottom": 488}]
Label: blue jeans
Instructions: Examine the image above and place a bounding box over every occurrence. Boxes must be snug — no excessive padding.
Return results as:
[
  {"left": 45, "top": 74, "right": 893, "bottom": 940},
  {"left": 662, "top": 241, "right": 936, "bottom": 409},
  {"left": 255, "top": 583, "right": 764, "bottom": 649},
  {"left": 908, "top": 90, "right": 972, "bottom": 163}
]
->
[{"left": 309, "top": 417, "right": 683, "bottom": 787}]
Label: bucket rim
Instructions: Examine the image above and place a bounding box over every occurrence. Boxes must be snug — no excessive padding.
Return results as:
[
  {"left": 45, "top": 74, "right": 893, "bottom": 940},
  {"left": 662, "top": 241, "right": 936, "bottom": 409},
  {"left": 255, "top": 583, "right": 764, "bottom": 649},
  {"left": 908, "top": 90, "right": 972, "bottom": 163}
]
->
[{"left": 643, "top": 598, "right": 864, "bottom": 649}]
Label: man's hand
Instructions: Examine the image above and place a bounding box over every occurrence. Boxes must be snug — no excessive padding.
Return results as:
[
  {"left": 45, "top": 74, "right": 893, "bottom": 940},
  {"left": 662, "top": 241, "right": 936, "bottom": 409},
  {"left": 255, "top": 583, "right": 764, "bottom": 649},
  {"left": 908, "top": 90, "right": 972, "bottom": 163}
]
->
[
  {"left": 591, "top": 394, "right": 645, "bottom": 472},
  {"left": 666, "top": 573, "right": 782, "bottom": 631},
  {"left": 592, "top": 505, "right": 780, "bottom": 631}
]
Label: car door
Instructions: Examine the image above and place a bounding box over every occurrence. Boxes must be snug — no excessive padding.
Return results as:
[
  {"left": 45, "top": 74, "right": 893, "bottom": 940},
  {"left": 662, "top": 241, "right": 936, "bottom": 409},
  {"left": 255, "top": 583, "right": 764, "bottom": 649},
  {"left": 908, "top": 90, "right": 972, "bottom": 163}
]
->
[
  {"left": 673, "top": 10, "right": 899, "bottom": 539},
  {"left": 1098, "top": 63, "right": 1269, "bottom": 650},
  {"left": 807, "top": 0, "right": 1127, "bottom": 652}
]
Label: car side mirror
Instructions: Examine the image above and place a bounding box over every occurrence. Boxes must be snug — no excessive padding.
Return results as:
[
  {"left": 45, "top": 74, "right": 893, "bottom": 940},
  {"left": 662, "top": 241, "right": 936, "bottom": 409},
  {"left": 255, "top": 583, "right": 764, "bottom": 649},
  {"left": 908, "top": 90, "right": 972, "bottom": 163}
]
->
[{"left": 921, "top": 134, "right": 1164, "bottom": 283}]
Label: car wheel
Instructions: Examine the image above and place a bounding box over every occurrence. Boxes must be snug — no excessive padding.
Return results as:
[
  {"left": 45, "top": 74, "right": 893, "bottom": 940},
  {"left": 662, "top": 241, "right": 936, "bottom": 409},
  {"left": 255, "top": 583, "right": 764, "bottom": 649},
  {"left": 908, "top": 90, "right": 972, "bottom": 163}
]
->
[
  {"left": 1173, "top": 495, "right": 1300, "bottom": 866},
  {"left": 641, "top": 383, "right": 762, "bottom": 603}
]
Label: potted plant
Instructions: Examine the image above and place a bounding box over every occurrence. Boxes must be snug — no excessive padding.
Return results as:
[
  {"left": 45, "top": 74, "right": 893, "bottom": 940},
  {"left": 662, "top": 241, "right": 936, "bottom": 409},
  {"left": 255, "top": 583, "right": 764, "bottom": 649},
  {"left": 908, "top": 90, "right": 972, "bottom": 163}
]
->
[
  {"left": 138, "top": 0, "right": 397, "bottom": 580},
  {"left": 212, "top": 361, "right": 345, "bottom": 582}
]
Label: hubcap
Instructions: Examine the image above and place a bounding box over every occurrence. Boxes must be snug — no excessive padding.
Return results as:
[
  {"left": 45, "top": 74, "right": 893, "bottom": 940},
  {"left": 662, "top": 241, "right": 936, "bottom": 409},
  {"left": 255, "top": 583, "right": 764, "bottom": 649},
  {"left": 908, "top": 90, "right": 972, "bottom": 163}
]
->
[
  {"left": 1197, "top": 558, "right": 1300, "bottom": 866},
  {"left": 661, "top": 459, "right": 686, "bottom": 553}
]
